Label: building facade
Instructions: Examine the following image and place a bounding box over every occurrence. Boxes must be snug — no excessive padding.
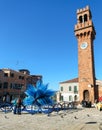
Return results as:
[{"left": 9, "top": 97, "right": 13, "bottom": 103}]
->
[
  {"left": 58, "top": 78, "right": 102, "bottom": 103},
  {"left": 0, "top": 68, "right": 42, "bottom": 100},
  {"left": 59, "top": 78, "right": 79, "bottom": 102}
]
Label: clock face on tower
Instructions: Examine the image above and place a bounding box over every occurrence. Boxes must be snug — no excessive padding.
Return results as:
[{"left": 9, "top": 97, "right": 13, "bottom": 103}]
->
[{"left": 80, "top": 42, "right": 88, "bottom": 49}]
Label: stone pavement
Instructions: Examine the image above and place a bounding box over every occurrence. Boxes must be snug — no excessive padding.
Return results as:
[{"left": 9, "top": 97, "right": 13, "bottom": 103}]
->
[
  {"left": 62, "top": 107, "right": 102, "bottom": 130},
  {"left": 0, "top": 107, "right": 102, "bottom": 130}
]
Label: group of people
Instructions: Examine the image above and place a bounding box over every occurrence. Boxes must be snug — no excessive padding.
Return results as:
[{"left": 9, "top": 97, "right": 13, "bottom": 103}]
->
[
  {"left": 81, "top": 100, "right": 92, "bottom": 108},
  {"left": 2, "top": 93, "right": 22, "bottom": 115}
]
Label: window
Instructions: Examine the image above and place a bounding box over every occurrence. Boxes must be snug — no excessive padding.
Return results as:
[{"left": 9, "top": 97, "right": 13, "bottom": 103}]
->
[
  {"left": 19, "top": 76, "right": 22, "bottom": 79},
  {"left": 10, "top": 83, "right": 13, "bottom": 89},
  {"left": 3, "top": 82, "right": 8, "bottom": 89},
  {"left": 79, "top": 16, "right": 83, "bottom": 23},
  {"left": 74, "top": 95, "right": 77, "bottom": 101},
  {"left": 60, "top": 95, "right": 63, "bottom": 101},
  {"left": 69, "top": 86, "right": 72, "bottom": 91},
  {"left": 10, "top": 73, "right": 14, "bottom": 77},
  {"left": 74, "top": 86, "right": 78, "bottom": 93},
  {"left": 18, "top": 84, "right": 22, "bottom": 89},
  {"left": 4, "top": 73, "right": 8, "bottom": 77},
  {"left": 84, "top": 14, "right": 87, "bottom": 22},
  {"left": 69, "top": 95, "right": 72, "bottom": 101},
  {"left": 19, "top": 76, "right": 24, "bottom": 80},
  {"left": 14, "top": 84, "right": 18, "bottom": 89},
  {"left": 0, "top": 83, "right": 2, "bottom": 89},
  {"left": 61, "top": 86, "right": 63, "bottom": 91},
  {"left": 22, "top": 76, "right": 24, "bottom": 80},
  {"left": 14, "top": 84, "right": 22, "bottom": 89}
]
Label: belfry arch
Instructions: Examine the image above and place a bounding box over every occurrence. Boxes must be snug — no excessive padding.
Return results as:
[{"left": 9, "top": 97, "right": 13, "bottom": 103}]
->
[{"left": 84, "top": 14, "right": 88, "bottom": 22}]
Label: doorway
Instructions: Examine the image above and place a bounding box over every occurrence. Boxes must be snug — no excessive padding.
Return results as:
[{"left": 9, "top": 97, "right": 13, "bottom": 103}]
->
[{"left": 83, "top": 90, "right": 89, "bottom": 101}]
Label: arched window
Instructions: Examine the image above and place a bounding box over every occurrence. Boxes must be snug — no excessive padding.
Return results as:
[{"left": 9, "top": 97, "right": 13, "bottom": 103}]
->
[
  {"left": 84, "top": 32, "right": 86, "bottom": 36},
  {"left": 84, "top": 14, "right": 87, "bottom": 22},
  {"left": 88, "top": 31, "right": 90, "bottom": 35},
  {"left": 79, "top": 16, "right": 83, "bottom": 23}
]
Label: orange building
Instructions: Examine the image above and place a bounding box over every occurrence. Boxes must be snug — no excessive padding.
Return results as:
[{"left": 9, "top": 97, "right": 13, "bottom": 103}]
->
[{"left": 0, "top": 68, "right": 42, "bottom": 101}]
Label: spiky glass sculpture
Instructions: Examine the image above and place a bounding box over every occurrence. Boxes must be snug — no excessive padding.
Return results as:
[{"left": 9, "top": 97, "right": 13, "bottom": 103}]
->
[{"left": 23, "top": 80, "right": 56, "bottom": 107}]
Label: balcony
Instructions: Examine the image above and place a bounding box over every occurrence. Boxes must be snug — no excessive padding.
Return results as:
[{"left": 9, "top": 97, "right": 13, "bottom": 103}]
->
[{"left": 74, "top": 91, "right": 78, "bottom": 94}]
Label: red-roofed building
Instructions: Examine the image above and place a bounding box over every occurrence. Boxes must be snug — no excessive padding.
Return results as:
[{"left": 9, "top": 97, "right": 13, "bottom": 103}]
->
[{"left": 57, "top": 78, "right": 79, "bottom": 102}]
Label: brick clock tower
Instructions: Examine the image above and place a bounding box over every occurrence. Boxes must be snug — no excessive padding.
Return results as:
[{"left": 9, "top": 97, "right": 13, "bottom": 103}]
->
[{"left": 74, "top": 6, "right": 96, "bottom": 103}]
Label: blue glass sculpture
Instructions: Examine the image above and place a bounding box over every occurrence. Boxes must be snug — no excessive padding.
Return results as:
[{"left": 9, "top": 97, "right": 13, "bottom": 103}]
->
[{"left": 23, "top": 80, "right": 56, "bottom": 107}]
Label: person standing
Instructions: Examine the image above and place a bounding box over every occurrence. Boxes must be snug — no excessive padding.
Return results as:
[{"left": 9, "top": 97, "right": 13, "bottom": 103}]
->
[
  {"left": 17, "top": 96, "right": 22, "bottom": 114},
  {"left": 13, "top": 96, "right": 22, "bottom": 115}
]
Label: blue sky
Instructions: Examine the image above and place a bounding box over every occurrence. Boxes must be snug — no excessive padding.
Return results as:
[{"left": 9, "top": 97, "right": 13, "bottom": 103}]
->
[{"left": 0, "top": 0, "right": 102, "bottom": 90}]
